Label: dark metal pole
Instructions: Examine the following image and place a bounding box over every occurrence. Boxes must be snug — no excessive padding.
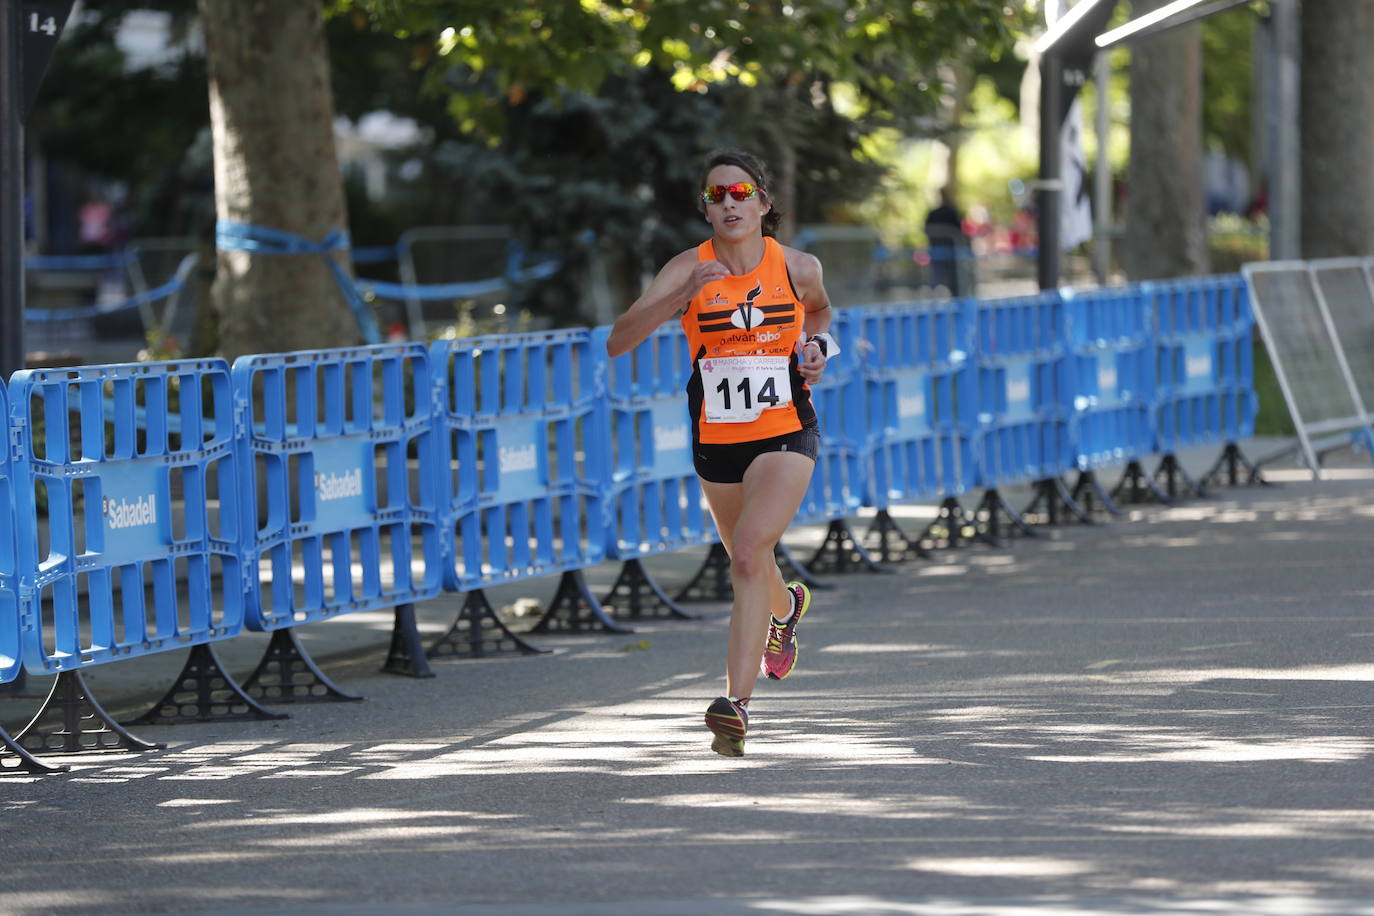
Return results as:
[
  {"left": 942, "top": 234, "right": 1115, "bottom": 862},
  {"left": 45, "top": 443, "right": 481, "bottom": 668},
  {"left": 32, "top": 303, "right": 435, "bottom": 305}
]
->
[
  {"left": 1037, "top": 51, "right": 1063, "bottom": 291},
  {"left": 1, "top": 0, "right": 24, "bottom": 378}
]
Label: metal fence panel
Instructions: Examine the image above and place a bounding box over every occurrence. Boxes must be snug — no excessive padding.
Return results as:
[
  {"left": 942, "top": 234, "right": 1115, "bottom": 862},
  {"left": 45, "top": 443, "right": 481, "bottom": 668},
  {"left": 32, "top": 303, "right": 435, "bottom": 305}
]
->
[
  {"left": 432, "top": 330, "right": 606, "bottom": 590},
  {"left": 9, "top": 360, "right": 244, "bottom": 674},
  {"left": 1243, "top": 263, "right": 1362, "bottom": 472},
  {"left": 233, "top": 344, "right": 442, "bottom": 630},
  {"left": 1310, "top": 258, "right": 1374, "bottom": 413}
]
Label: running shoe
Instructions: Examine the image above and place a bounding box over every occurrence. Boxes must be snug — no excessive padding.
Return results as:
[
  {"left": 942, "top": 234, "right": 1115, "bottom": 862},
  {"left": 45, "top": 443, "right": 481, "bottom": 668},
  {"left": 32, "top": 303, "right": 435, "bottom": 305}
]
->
[
  {"left": 704, "top": 696, "right": 749, "bottom": 757},
  {"left": 761, "top": 581, "right": 811, "bottom": 680}
]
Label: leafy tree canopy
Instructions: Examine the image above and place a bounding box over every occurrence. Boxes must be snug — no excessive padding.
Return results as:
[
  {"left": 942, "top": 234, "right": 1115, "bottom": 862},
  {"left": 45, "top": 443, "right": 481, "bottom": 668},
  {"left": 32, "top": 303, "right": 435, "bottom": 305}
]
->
[{"left": 326, "top": 1, "right": 1026, "bottom": 138}]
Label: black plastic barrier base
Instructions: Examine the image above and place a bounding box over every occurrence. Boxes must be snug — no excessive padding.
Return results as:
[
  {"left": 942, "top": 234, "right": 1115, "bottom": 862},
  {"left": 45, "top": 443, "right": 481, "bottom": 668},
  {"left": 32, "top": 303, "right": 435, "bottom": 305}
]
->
[
  {"left": 807, "top": 518, "right": 890, "bottom": 575},
  {"left": 775, "top": 543, "right": 834, "bottom": 591},
  {"left": 1023, "top": 478, "right": 1094, "bottom": 526},
  {"left": 0, "top": 723, "right": 66, "bottom": 774},
  {"left": 0, "top": 669, "right": 31, "bottom": 696},
  {"left": 242, "top": 628, "right": 364, "bottom": 704},
  {"left": 528, "top": 570, "right": 635, "bottom": 635},
  {"left": 1112, "top": 460, "right": 1174, "bottom": 505},
  {"left": 674, "top": 542, "right": 733, "bottom": 603},
  {"left": 1154, "top": 453, "right": 1207, "bottom": 501},
  {"left": 1202, "top": 442, "right": 1270, "bottom": 487},
  {"left": 1070, "top": 471, "right": 1124, "bottom": 519},
  {"left": 383, "top": 603, "right": 436, "bottom": 678},
  {"left": 921, "top": 496, "right": 998, "bottom": 549},
  {"left": 864, "top": 509, "right": 932, "bottom": 563},
  {"left": 601, "top": 559, "right": 698, "bottom": 622},
  {"left": 128, "top": 644, "right": 288, "bottom": 725},
  {"left": 16, "top": 670, "right": 162, "bottom": 756},
  {"left": 972, "top": 488, "right": 1038, "bottom": 542},
  {"left": 429, "top": 589, "right": 550, "bottom": 659}
]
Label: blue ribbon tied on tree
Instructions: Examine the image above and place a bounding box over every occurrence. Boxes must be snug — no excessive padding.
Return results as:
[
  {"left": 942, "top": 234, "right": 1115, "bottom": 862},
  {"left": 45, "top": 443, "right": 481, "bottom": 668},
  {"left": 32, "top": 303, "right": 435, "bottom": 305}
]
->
[{"left": 215, "top": 220, "right": 381, "bottom": 344}]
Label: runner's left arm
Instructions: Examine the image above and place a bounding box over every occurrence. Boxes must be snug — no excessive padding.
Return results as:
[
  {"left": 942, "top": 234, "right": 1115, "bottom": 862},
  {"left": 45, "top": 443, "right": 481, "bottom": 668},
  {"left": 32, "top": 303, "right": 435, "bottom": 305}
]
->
[{"left": 786, "top": 249, "right": 833, "bottom": 384}]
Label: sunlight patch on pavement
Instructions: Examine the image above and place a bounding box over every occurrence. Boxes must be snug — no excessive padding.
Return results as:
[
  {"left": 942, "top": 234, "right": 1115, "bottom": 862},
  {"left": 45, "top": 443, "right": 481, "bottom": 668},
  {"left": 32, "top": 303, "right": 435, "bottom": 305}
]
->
[
  {"left": 1095, "top": 807, "right": 1374, "bottom": 840},
  {"left": 905, "top": 856, "right": 1096, "bottom": 878},
  {"left": 1127, "top": 662, "right": 1374, "bottom": 683},
  {"left": 625, "top": 792, "right": 987, "bottom": 819},
  {"left": 820, "top": 643, "right": 959, "bottom": 654},
  {"left": 1265, "top": 467, "right": 1374, "bottom": 482},
  {"left": 1025, "top": 734, "right": 1370, "bottom": 763},
  {"left": 157, "top": 797, "right": 238, "bottom": 807}
]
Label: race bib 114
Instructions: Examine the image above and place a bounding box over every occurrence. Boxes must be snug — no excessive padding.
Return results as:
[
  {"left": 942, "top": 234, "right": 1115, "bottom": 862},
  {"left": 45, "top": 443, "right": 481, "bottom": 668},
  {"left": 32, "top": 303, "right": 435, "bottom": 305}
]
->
[{"left": 700, "top": 355, "right": 791, "bottom": 423}]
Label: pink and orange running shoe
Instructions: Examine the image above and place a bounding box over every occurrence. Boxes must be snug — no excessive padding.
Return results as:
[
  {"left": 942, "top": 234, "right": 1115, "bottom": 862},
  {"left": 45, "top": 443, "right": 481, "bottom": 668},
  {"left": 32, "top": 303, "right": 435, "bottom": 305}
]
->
[{"left": 761, "top": 581, "right": 811, "bottom": 681}]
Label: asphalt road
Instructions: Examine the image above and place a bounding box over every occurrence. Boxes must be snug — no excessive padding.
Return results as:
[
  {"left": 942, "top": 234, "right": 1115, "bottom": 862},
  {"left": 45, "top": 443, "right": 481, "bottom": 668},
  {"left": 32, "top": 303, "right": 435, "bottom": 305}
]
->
[{"left": 2, "top": 450, "right": 1373, "bottom": 915}]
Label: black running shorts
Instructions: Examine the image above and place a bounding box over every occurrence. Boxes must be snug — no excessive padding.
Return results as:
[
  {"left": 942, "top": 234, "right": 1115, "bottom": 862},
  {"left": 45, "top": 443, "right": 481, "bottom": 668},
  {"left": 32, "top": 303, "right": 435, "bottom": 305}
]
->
[{"left": 693, "top": 421, "right": 820, "bottom": 484}]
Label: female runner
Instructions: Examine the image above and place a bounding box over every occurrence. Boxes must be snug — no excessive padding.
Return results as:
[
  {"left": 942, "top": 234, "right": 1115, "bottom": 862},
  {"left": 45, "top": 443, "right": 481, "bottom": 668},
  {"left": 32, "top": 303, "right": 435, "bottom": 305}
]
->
[{"left": 606, "top": 148, "right": 837, "bottom": 756}]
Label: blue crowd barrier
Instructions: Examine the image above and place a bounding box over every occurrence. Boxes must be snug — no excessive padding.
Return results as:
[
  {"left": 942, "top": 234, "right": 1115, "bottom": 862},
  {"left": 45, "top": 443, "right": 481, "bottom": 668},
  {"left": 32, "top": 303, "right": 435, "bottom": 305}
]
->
[
  {"left": 970, "top": 291, "right": 1073, "bottom": 488},
  {"left": 860, "top": 299, "right": 978, "bottom": 510},
  {"left": 0, "top": 274, "right": 1261, "bottom": 696},
  {"left": 233, "top": 344, "right": 443, "bottom": 630},
  {"left": 8, "top": 360, "right": 244, "bottom": 674},
  {"left": 1149, "top": 274, "right": 1257, "bottom": 453},
  {"left": 796, "top": 309, "right": 866, "bottom": 525},
  {"left": 597, "top": 325, "right": 715, "bottom": 560},
  {"left": 431, "top": 329, "right": 606, "bottom": 591},
  {"left": 0, "top": 379, "right": 20, "bottom": 684},
  {"left": 1062, "top": 286, "right": 1156, "bottom": 472}
]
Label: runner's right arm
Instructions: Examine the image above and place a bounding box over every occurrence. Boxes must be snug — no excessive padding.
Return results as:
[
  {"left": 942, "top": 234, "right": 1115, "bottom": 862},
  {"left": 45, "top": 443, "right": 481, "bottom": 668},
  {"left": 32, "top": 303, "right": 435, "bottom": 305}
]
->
[{"left": 606, "top": 250, "right": 729, "bottom": 357}]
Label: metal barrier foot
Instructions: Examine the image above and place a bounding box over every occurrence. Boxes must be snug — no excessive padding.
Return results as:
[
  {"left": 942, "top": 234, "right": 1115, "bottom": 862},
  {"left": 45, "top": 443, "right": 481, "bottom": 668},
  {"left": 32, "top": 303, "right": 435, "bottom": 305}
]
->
[
  {"left": 242, "top": 628, "right": 364, "bottom": 704},
  {"left": 972, "top": 489, "right": 1038, "bottom": 541},
  {"left": 528, "top": 570, "right": 635, "bottom": 635},
  {"left": 863, "top": 509, "right": 932, "bottom": 563},
  {"left": 128, "top": 644, "right": 289, "bottom": 725},
  {"left": 383, "top": 603, "right": 437, "bottom": 678},
  {"left": 15, "top": 670, "right": 163, "bottom": 755},
  {"left": 1022, "top": 478, "right": 1094, "bottom": 525},
  {"left": 0, "top": 724, "right": 66, "bottom": 774},
  {"left": 1200, "top": 442, "right": 1271, "bottom": 487},
  {"left": 600, "top": 559, "right": 699, "bottom": 622},
  {"left": 775, "top": 543, "right": 835, "bottom": 590},
  {"left": 674, "top": 542, "right": 734, "bottom": 603},
  {"left": 428, "top": 589, "right": 550, "bottom": 658},
  {"left": 1070, "top": 471, "right": 1124, "bottom": 518},
  {"left": 1111, "top": 460, "right": 1174, "bottom": 505},
  {"left": 1154, "top": 454, "right": 1208, "bottom": 501},
  {"left": 806, "top": 519, "right": 891, "bottom": 574},
  {"left": 920, "top": 496, "right": 998, "bottom": 548}
]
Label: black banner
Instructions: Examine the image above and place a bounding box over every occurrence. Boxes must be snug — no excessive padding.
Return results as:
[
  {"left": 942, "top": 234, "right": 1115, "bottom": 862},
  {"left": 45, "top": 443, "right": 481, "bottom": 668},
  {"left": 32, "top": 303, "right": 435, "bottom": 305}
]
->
[{"left": 20, "top": 0, "right": 73, "bottom": 121}]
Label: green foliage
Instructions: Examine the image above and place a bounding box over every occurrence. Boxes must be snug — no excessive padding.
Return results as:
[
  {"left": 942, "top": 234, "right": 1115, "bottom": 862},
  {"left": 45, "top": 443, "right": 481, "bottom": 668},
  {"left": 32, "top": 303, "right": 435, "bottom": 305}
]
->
[
  {"left": 1252, "top": 338, "right": 1294, "bottom": 437},
  {"left": 1207, "top": 213, "right": 1268, "bottom": 273},
  {"left": 328, "top": 0, "right": 1022, "bottom": 140},
  {"left": 1202, "top": 5, "right": 1260, "bottom": 163}
]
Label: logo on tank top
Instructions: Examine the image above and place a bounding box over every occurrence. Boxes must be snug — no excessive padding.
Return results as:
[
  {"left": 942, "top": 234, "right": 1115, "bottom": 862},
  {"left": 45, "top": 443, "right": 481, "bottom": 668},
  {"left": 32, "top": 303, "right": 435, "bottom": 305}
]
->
[{"left": 698, "top": 282, "right": 796, "bottom": 334}]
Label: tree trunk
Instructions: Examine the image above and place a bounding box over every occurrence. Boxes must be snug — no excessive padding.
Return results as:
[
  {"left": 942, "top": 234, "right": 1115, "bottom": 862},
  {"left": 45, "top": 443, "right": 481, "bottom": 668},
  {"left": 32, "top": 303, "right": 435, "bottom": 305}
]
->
[
  {"left": 1122, "top": 0, "right": 1209, "bottom": 281},
  {"left": 1300, "top": 0, "right": 1374, "bottom": 258},
  {"left": 199, "top": 0, "right": 357, "bottom": 360}
]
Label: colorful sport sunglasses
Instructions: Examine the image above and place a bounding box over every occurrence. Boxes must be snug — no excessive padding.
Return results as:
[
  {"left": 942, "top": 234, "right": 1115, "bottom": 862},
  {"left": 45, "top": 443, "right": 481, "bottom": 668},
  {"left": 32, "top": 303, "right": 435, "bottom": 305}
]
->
[{"left": 700, "top": 182, "right": 759, "bottom": 204}]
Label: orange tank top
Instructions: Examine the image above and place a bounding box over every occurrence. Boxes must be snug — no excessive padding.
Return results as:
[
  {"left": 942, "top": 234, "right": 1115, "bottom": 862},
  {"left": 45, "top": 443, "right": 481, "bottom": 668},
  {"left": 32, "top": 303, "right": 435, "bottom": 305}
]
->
[{"left": 681, "top": 237, "right": 815, "bottom": 444}]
